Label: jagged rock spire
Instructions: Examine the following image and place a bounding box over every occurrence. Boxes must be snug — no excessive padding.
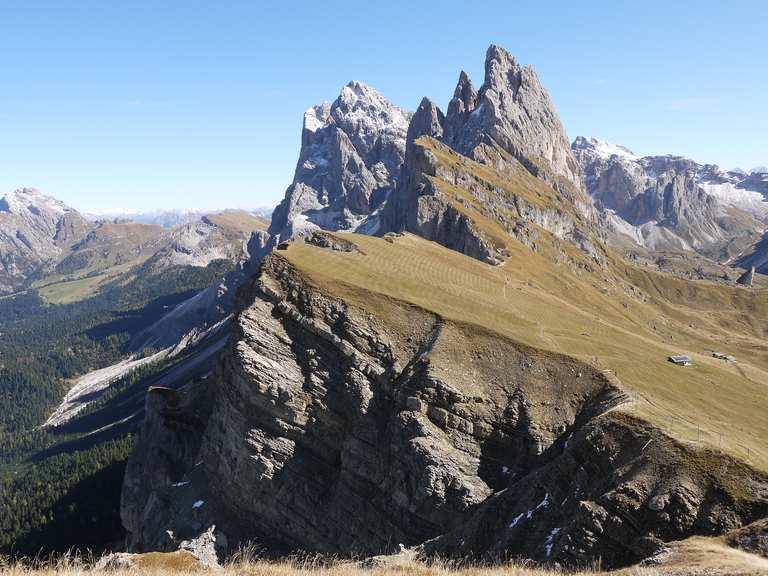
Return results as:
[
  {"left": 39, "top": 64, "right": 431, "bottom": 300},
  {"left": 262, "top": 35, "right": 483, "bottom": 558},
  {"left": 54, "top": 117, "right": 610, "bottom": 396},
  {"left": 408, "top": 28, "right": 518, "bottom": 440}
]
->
[
  {"left": 406, "top": 97, "right": 444, "bottom": 150},
  {"left": 443, "top": 71, "right": 478, "bottom": 147},
  {"left": 445, "top": 45, "right": 582, "bottom": 188}
]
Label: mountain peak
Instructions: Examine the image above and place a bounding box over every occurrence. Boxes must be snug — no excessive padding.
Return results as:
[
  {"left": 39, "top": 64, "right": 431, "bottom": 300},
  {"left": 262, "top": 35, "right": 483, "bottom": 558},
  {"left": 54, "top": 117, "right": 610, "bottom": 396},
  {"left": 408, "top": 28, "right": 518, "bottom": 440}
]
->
[
  {"left": 0, "top": 188, "right": 73, "bottom": 217},
  {"left": 484, "top": 44, "right": 522, "bottom": 87},
  {"left": 445, "top": 45, "right": 582, "bottom": 188},
  {"left": 572, "top": 136, "right": 638, "bottom": 161},
  {"left": 338, "top": 80, "right": 392, "bottom": 110},
  {"left": 271, "top": 81, "right": 411, "bottom": 239},
  {"left": 453, "top": 70, "right": 477, "bottom": 103},
  {"left": 407, "top": 97, "right": 444, "bottom": 148}
]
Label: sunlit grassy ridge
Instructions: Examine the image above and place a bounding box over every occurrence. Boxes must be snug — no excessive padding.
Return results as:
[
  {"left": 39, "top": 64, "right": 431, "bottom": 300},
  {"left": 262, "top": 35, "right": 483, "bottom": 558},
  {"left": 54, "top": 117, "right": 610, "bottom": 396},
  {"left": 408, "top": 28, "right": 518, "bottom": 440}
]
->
[{"left": 282, "top": 232, "right": 768, "bottom": 472}]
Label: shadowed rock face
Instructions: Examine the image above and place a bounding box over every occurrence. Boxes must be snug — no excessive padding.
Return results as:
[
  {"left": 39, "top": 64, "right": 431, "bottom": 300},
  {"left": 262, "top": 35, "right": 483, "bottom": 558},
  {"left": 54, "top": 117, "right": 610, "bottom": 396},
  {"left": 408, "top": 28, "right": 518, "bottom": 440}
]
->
[{"left": 424, "top": 410, "right": 768, "bottom": 567}]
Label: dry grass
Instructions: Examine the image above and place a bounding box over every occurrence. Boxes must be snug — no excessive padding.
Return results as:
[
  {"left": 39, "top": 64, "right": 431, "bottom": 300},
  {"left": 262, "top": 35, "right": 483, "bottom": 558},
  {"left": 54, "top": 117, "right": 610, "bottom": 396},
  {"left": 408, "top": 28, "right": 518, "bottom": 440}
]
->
[
  {"left": 2, "top": 545, "right": 766, "bottom": 576},
  {"left": 282, "top": 232, "right": 768, "bottom": 472},
  {"left": 205, "top": 211, "right": 270, "bottom": 236}
]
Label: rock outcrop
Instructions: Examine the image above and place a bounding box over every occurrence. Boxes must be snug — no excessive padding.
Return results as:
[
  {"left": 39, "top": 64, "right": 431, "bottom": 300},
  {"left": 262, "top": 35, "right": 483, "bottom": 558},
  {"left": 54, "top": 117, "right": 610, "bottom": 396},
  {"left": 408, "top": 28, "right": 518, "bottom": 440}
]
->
[
  {"left": 572, "top": 136, "right": 767, "bottom": 255},
  {"left": 736, "top": 265, "right": 755, "bottom": 287},
  {"left": 269, "top": 82, "right": 411, "bottom": 240}
]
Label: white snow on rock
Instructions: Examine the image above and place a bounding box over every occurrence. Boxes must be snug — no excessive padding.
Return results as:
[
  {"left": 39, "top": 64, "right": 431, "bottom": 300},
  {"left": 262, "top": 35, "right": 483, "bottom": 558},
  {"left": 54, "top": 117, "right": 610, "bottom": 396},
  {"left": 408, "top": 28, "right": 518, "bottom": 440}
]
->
[
  {"left": 544, "top": 527, "right": 561, "bottom": 557},
  {"left": 573, "top": 136, "right": 638, "bottom": 161},
  {"left": 699, "top": 180, "right": 768, "bottom": 216},
  {"left": 303, "top": 103, "right": 330, "bottom": 133},
  {"left": 192, "top": 500, "right": 205, "bottom": 509},
  {"left": 508, "top": 512, "right": 525, "bottom": 528},
  {"left": 334, "top": 80, "right": 411, "bottom": 146},
  {"left": 0, "top": 188, "right": 72, "bottom": 216}
]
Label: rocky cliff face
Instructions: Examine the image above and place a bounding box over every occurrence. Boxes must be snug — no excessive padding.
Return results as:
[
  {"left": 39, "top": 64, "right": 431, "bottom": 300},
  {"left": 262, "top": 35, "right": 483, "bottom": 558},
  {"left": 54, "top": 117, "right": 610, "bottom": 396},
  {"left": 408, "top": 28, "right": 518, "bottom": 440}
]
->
[
  {"left": 0, "top": 188, "right": 91, "bottom": 292},
  {"left": 121, "top": 244, "right": 625, "bottom": 557},
  {"left": 572, "top": 137, "right": 767, "bottom": 255},
  {"left": 269, "top": 82, "right": 411, "bottom": 240},
  {"left": 119, "top": 44, "right": 768, "bottom": 570},
  {"left": 444, "top": 46, "right": 583, "bottom": 191},
  {"left": 381, "top": 47, "right": 600, "bottom": 267},
  {"left": 121, "top": 238, "right": 768, "bottom": 567}
]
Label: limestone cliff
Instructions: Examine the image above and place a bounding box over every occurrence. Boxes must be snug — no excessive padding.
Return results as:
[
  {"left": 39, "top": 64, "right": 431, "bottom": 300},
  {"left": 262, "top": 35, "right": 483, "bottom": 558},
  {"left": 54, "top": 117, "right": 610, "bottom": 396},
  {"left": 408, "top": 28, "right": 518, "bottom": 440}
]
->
[
  {"left": 121, "top": 235, "right": 768, "bottom": 568},
  {"left": 572, "top": 136, "right": 766, "bottom": 257},
  {"left": 269, "top": 82, "right": 410, "bottom": 240}
]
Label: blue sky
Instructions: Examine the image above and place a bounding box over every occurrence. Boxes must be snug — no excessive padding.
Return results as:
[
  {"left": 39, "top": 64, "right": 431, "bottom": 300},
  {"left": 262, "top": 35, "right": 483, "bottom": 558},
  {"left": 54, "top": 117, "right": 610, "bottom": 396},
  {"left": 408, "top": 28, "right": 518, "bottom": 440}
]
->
[{"left": 0, "top": 0, "right": 765, "bottom": 211}]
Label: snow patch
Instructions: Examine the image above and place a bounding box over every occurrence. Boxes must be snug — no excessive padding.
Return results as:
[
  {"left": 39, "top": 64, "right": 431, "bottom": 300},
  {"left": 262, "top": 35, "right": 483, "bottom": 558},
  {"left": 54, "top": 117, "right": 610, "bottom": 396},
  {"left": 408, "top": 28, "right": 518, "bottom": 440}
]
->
[
  {"left": 574, "top": 136, "right": 638, "bottom": 161},
  {"left": 699, "top": 181, "right": 768, "bottom": 215},
  {"left": 523, "top": 492, "right": 550, "bottom": 521},
  {"left": 508, "top": 512, "right": 525, "bottom": 528},
  {"left": 544, "top": 527, "right": 561, "bottom": 557},
  {"left": 304, "top": 104, "right": 329, "bottom": 133}
]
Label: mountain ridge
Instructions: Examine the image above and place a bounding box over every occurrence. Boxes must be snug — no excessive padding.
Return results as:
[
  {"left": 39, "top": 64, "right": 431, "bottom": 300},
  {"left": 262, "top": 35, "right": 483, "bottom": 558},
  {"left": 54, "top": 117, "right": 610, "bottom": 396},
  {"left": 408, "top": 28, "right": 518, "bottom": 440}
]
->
[
  {"left": 572, "top": 135, "right": 767, "bottom": 262},
  {"left": 118, "top": 44, "right": 768, "bottom": 571}
]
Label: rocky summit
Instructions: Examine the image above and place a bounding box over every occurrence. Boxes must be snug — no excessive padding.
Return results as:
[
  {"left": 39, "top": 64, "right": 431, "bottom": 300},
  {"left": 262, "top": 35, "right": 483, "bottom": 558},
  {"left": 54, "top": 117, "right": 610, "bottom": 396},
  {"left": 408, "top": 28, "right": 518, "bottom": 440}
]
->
[
  {"left": 269, "top": 81, "right": 411, "bottom": 240},
  {"left": 572, "top": 136, "right": 767, "bottom": 260},
  {"left": 120, "top": 44, "right": 768, "bottom": 572},
  {"left": 444, "top": 46, "right": 583, "bottom": 191}
]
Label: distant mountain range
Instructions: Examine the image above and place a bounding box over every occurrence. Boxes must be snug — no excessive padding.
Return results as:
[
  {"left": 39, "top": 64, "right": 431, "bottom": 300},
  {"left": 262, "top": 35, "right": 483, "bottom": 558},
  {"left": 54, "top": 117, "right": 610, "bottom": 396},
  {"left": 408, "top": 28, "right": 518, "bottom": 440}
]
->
[
  {"left": 0, "top": 187, "right": 272, "bottom": 295},
  {"left": 572, "top": 136, "right": 768, "bottom": 266},
  {"left": 83, "top": 207, "right": 274, "bottom": 228}
]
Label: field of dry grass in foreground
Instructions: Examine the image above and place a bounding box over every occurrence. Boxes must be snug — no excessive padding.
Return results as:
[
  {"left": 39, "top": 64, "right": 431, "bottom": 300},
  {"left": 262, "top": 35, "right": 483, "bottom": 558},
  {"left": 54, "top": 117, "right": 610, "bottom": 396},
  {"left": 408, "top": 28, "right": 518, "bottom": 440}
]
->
[{"left": 2, "top": 540, "right": 767, "bottom": 576}]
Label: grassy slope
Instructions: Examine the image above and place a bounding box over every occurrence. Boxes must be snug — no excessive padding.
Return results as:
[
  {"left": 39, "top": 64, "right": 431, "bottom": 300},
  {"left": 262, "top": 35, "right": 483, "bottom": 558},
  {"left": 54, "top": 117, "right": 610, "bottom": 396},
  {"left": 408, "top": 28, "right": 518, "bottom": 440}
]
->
[
  {"left": 205, "top": 210, "right": 270, "bottom": 236},
  {"left": 282, "top": 231, "right": 768, "bottom": 473},
  {"left": 34, "top": 212, "right": 268, "bottom": 304},
  {"left": 32, "top": 222, "right": 167, "bottom": 303}
]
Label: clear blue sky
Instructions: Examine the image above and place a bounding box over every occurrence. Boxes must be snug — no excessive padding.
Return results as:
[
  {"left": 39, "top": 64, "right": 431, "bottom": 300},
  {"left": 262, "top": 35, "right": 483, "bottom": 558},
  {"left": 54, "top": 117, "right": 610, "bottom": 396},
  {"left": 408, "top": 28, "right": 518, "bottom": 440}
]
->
[{"left": 0, "top": 1, "right": 765, "bottom": 211}]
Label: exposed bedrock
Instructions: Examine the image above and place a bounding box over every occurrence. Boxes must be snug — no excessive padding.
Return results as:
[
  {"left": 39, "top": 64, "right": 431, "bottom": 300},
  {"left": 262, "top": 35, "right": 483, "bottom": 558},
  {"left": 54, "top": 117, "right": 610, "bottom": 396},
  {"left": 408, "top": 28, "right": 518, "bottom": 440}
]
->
[
  {"left": 122, "top": 248, "right": 768, "bottom": 568},
  {"left": 423, "top": 411, "right": 768, "bottom": 567},
  {"left": 119, "top": 252, "right": 768, "bottom": 568}
]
